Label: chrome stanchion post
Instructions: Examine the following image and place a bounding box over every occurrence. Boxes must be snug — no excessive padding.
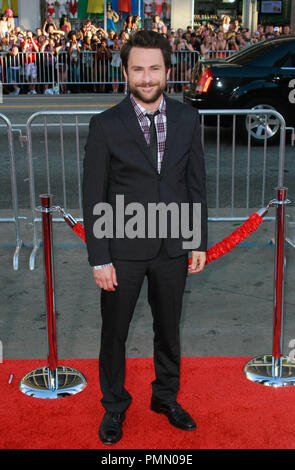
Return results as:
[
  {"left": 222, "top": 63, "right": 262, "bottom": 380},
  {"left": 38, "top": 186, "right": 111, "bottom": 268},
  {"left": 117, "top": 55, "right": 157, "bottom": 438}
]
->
[
  {"left": 244, "top": 187, "right": 295, "bottom": 387},
  {"left": 272, "top": 187, "right": 287, "bottom": 380},
  {"left": 41, "top": 195, "right": 58, "bottom": 376},
  {"left": 19, "top": 195, "right": 87, "bottom": 398}
]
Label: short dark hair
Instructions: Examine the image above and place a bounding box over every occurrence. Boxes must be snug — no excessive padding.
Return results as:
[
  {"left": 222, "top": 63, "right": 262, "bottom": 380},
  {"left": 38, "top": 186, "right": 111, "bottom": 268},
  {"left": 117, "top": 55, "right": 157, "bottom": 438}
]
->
[{"left": 120, "top": 30, "right": 172, "bottom": 72}]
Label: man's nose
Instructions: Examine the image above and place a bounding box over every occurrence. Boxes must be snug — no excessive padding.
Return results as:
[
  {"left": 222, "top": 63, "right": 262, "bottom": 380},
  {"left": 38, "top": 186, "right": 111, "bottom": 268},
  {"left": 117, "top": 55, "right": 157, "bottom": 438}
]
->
[{"left": 142, "top": 69, "right": 152, "bottom": 83}]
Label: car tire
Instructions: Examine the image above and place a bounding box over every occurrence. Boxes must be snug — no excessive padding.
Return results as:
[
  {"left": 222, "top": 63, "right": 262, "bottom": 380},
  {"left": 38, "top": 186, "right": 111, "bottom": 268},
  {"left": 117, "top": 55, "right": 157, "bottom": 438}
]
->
[{"left": 240, "top": 99, "right": 285, "bottom": 146}]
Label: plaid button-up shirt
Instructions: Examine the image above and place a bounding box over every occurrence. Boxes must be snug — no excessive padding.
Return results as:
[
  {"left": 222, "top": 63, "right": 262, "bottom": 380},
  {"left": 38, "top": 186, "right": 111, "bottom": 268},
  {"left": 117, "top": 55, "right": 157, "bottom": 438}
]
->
[{"left": 130, "top": 93, "right": 167, "bottom": 174}]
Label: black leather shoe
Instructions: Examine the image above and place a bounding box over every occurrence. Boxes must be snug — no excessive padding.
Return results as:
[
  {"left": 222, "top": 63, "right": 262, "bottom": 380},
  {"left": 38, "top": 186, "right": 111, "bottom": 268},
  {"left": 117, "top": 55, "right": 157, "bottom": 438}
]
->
[
  {"left": 98, "top": 411, "right": 125, "bottom": 445},
  {"left": 151, "top": 398, "right": 197, "bottom": 431}
]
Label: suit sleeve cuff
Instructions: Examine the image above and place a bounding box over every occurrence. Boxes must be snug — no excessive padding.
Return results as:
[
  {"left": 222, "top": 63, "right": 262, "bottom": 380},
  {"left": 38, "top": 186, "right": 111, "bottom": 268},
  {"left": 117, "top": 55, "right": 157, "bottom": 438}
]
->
[{"left": 92, "top": 263, "right": 113, "bottom": 270}]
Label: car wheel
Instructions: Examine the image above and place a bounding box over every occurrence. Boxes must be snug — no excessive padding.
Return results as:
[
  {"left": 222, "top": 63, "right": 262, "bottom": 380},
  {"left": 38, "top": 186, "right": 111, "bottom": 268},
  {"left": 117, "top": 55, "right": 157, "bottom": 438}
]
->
[{"left": 240, "top": 100, "right": 285, "bottom": 145}]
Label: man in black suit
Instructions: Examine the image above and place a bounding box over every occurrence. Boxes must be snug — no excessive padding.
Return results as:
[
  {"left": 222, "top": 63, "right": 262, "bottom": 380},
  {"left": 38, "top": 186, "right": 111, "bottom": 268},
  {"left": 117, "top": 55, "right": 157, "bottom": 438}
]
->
[{"left": 83, "top": 30, "right": 207, "bottom": 445}]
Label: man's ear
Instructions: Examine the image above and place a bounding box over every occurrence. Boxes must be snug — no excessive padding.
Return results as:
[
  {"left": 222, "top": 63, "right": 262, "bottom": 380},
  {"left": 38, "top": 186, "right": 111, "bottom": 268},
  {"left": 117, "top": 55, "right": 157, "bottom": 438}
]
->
[{"left": 166, "top": 67, "right": 171, "bottom": 80}]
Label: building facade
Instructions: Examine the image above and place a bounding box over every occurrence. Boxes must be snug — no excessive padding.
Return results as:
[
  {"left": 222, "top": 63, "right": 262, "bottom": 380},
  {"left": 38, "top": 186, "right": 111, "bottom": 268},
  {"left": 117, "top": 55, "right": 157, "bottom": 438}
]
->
[
  {"left": 195, "top": 0, "right": 292, "bottom": 25},
  {"left": 0, "top": 0, "right": 292, "bottom": 32}
]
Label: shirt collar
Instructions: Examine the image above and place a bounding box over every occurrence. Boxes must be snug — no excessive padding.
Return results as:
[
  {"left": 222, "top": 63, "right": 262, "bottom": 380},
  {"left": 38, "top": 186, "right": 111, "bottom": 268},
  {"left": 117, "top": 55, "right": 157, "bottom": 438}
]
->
[{"left": 130, "top": 93, "right": 166, "bottom": 118}]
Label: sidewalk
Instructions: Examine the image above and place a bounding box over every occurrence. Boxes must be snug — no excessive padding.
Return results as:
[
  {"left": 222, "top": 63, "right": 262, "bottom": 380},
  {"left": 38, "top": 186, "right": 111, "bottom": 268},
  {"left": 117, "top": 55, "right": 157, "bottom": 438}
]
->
[
  {"left": 1, "top": 92, "right": 295, "bottom": 362},
  {"left": 1, "top": 207, "right": 295, "bottom": 361}
]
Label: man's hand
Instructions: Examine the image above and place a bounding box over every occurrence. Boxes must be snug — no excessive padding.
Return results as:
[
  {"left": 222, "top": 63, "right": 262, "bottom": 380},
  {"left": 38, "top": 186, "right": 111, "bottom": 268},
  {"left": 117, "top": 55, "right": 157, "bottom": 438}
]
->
[
  {"left": 93, "top": 265, "right": 118, "bottom": 291},
  {"left": 188, "top": 251, "right": 206, "bottom": 274}
]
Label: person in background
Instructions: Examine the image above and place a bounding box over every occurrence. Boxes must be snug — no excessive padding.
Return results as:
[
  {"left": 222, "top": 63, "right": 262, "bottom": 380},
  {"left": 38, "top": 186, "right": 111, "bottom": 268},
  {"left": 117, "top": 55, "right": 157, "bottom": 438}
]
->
[
  {"left": 43, "top": 21, "right": 65, "bottom": 38},
  {"left": 265, "top": 25, "right": 274, "bottom": 35},
  {"left": 95, "top": 37, "right": 111, "bottom": 93},
  {"left": 6, "top": 9, "right": 15, "bottom": 34},
  {"left": 108, "top": 33, "right": 122, "bottom": 94},
  {"left": 227, "top": 35, "right": 240, "bottom": 52},
  {"left": 200, "top": 34, "right": 214, "bottom": 59},
  {"left": 0, "top": 36, "right": 8, "bottom": 51},
  {"left": 60, "top": 15, "right": 71, "bottom": 33},
  {"left": 241, "top": 29, "right": 252, "bottom": 47},
  {"left": 224, "top": 22, "right": 236, "bottom": 41},
  {"left": 214, "top": 31, "right": 228, "bottom": 57},
  {"left": 106, "top": 29, "right": 115, "bottom": 48},
  {"left": 123, "top": 15, "right": 134, "bottom": 35},
  {"left": 167, "top": 29, "right": 176, "bottom": 93},
  {"left": 7, "top": 44, "right": 21, "bottom": 95},
  {"left": 119, "top": 31, "right": 129, "bottom": 46},
  {"left": 222, "top": 15, "right": 231, "bottom": 33},
  {"left": 189, "top": 32, "right": 201, "bottom": 53},
  {"left": 8, "top": 33, "right": 17, "bottom": 49},
  {"left": 132, "top": 15, "right": 142, "bottom": 31},
  {"left": 233, "top": 18, "right": 240, "bottom": 32},
  {"left": 235, "top": 31, "right": 246, "bottom": 50},
  {"left": 21, "top": 30, "right": 39, "bottom": 95},
  {"left": 283, "top": 25, "right": 290, "bottom": 35},
  {"left": 40, "top": 37, "right": 56, "bottom": 94},
  {"left": 174, "top": 36, "right": 194, "bottom": 92},
  {"left": 42, "top": 14, "right": 58, "bottom": 34},
  {"left": 152, "top": 15, "right": 167, "bottom": 35},
  {"left": 0, "top": 14, "right": 8, "bottom": 39},
  {"left": 176, "top": 28, "right": 183, "bottom": 39},
  {"left": 81, "top": 36, "right": 94, "bottom": 93},
  {"left": 35, "top": 28, "right": 43, "bottom": 39},
  {"left": 56, "top": 36, "right": 68, "bottom": 94},
  {"left": 68, "top": 32, "right": 81, "bottom": 93}
]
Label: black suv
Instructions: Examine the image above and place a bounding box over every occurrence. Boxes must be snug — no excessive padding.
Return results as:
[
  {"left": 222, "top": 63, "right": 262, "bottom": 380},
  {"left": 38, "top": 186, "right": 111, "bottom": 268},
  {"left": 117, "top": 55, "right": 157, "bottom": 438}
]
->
[{"left": 183, "top": 36, "right": 295, "bottom": 144}]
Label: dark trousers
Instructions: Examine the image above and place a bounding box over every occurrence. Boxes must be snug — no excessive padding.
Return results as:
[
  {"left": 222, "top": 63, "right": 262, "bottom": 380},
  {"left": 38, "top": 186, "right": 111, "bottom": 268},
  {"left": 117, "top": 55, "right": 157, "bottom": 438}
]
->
[{"left": 99, "top": 241, "right": 188, "bottom": 413}]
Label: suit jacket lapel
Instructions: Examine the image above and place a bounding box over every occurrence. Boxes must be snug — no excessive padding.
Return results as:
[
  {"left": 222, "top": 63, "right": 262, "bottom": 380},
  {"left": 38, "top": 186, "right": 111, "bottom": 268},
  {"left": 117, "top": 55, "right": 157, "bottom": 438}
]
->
[
  {"left": 116, "top": 94, "right": 158, "bottom": 172},
  {"left": 160, "top": 94, "right": 178, "bottom": 176}
]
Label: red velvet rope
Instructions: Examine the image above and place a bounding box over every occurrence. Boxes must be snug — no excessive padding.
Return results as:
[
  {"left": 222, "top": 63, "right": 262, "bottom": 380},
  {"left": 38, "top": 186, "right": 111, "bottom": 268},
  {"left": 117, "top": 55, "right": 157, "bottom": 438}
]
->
[
  {"left": 65, "top": 212, "right": 264, "bottom": 266},
  {"left": 189, "top": 212, "right": 263, "bottom": 265},
  {"left": 72, "top": 222, "right": 86, "bottom": 243}
]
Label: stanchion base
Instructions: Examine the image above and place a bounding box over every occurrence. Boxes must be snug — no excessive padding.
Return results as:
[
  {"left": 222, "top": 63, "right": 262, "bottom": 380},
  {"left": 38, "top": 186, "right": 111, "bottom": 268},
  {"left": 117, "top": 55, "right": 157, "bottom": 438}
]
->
[
  {"left": 19, "top": 365, "right": 87, "bottom": 398},
  {"left": 244, "top": 355, "right": 295, "bottom": 387}
]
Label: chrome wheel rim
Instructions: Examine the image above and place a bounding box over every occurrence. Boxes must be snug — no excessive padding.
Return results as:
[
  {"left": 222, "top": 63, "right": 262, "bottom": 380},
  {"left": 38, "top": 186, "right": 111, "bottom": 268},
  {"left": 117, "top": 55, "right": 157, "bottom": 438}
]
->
[{"left": 246, "top": 104, "right": 280, "bottom": 140}]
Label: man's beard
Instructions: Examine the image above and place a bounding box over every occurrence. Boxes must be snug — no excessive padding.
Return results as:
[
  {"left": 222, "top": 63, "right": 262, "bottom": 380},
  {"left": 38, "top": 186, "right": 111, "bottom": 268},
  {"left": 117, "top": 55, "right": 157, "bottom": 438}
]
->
[{"left": 128, "top": 80, "right": 166, "bottom": 104}]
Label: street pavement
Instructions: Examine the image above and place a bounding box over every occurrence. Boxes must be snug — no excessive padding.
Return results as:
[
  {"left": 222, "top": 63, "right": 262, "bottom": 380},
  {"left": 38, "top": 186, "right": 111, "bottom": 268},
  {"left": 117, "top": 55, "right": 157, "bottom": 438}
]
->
[{"left": 1, "top": 93, "right": 295, "bottom": 362}]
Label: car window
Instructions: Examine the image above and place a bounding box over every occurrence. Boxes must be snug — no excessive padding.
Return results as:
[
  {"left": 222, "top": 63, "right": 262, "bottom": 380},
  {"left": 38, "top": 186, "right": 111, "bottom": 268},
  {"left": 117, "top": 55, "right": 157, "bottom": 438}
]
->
[
  {"left": 227, "top": 42, "right": 283, "bottom": 66},
  {"left": 276, "top": 51, "right": 295, "bottom": 67}
]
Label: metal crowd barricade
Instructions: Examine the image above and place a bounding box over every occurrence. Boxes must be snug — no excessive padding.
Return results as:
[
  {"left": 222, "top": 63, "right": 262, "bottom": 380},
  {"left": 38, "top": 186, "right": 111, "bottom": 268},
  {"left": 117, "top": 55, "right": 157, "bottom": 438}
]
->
[
  {"left": 0, "top": 50, "right": 234, "bottom": 93},
  {"left": 26, "top": 109, "right": 101, "bottom": 270},
  {"left": 23, "top": 106, "right": 295, "bottom": 388},
  {"left": 25, "top": 108, "right": 287, "bottom": 270},
  {"left": 200, "top": 49, "right": 237, "bottom": 61},
  {"left": 0, "top": 51, "right": 55, "bottom": 89},
  {"left": 199, "top": 109, "right": 286, "bottom": 222},
  {"left": 56, "top": 50, "right": 201, "bottom": 89},
  {"left": 0, "top": 113, "right": 23, "bottom": 269}
]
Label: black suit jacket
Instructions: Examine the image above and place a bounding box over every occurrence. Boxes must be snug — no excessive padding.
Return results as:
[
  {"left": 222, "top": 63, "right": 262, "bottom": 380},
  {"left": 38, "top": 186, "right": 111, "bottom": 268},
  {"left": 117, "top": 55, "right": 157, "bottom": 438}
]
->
[{"left": 82, "top": 93, "right": 207, "bottom": 266}]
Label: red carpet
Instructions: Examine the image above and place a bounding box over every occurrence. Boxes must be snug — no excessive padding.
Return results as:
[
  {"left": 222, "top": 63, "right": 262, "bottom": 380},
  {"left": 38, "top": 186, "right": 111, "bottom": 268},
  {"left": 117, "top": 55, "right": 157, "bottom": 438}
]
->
[{"left": 1, "top": 357, "right": 295, "bottom": 449}]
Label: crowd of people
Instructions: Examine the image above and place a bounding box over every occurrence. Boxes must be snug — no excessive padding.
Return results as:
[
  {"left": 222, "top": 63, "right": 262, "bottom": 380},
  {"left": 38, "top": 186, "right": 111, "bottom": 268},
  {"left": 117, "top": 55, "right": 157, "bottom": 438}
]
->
[{"left": 0, "top": 9, "right": 293, "bottom": 95}]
